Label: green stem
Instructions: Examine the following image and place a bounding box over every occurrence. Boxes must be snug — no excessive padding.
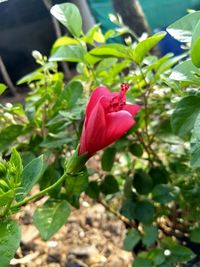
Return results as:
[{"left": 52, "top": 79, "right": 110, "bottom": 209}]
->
[
  {"left": 2, "top": 199, "right": 13, "bottom": 217},
  {"left": 10, "top": 149, "right": 88, "bottom": 211},
  {"left": 11, "top": 173, "right": 67, "bottom": 209},
  {"left": 138, "top": 65, "right": 150, "bottom": 141}
]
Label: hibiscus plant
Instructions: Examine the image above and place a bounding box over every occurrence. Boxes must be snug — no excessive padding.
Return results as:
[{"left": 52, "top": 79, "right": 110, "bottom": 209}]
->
[{"left": 1, "top": 3, "right": 200, "bottom": 267}]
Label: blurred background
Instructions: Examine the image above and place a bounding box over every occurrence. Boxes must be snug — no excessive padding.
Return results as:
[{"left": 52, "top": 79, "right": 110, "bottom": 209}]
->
[{"left": 0, "top": 0, "right": 200, "bottom": 85}]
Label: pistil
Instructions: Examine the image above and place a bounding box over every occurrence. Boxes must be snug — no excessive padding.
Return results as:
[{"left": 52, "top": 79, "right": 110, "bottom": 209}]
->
[{"left": 107, "top": 84, "right": 129, "bottom": 113}]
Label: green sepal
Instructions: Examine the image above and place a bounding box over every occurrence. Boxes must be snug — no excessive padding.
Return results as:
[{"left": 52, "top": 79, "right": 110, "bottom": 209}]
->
[{"left": 65, "top": 146, "right": 88, "bottom": 174}]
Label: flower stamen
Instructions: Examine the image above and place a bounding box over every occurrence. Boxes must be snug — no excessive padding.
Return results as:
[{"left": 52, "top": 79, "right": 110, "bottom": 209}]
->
[{"left": 107, "top": 84, "right": 129, "bottom": 113}]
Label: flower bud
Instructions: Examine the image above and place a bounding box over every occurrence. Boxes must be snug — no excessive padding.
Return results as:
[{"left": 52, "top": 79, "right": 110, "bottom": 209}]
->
[
  {"left": 79, "top": 85, "right": 141, "bottom": 156},
  {"left": 32, "top": 50, "right": 43, "bottom": 61}
]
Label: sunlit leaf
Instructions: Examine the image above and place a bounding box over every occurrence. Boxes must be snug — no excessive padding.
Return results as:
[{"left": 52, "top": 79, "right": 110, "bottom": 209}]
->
[
  {"left": 50, "top": 45, "right": 86, "bottom": 62},
  {"left": 51, "top": 3, "right": 82, "bottom": 37},
  {"left": 131, "top": 32, "right": 166, "bottom": 64},
  {"left": 191, "top": 20, "right": 200, "bottom": 67},
  {"left": 0, "top": 83, "right": 7, "bottom": 95},
  {"left": 90, "top": 44, "right": 129, "bottom": 58},
  {"left": 171, "top": 95, "right": 200, "bottom": 138},
  {"left": 167, "top": 11, "right": 200, "bottom": 42}
]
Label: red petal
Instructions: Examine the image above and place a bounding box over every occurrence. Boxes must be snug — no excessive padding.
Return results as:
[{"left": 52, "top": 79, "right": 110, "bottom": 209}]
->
[
  {"left": 83, "top": 98, "right": 107, "bottom": 155},
  {"left": 123, "top": 104, "right": 141, "bottom": 116},
  {"left": 79, "top": 122, "right": 87, "bottom": 155},
  {"left": 103, "top": 110, "right": 135, "bottom": 148},
  {"left": 79, "top": 86, "right": 141, "bottom": 156},
  {"left": 86, "top": 86, "right": 112, "bottom": 118}
]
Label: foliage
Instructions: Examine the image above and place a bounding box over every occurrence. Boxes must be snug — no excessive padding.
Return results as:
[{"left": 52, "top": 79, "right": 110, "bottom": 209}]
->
[{"left": 1, "top": 3, "right": 200, "bottom": 266}]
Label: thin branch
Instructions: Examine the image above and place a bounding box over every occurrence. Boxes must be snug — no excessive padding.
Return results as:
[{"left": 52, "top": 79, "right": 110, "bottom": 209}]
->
[
  {"left": 0, "top": 56, "right": 17, "bottom": 96},
  {"left": 43, "top": 0, "right": 62, "bottom": 38},
  {"left": 42, "top": 0, "right": 71, "bottom": 79},
  {"left": 135, "top": 131, "right": 153, "bottom": 163},
  {"left": 98, "top": 198, "right": 136, "bottom": 228},
  {"left": 11, "top": 173, "right": 67, "bottom": 209}
]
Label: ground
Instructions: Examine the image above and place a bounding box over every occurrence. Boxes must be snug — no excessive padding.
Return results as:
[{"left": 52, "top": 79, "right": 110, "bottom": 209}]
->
[{"left": 10, "top": 195, "right": 132, "bottom": 267}]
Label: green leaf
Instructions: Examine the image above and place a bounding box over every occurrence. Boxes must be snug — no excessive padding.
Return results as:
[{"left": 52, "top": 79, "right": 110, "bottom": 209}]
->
[
  {"left": 0, "top": 190, "right": 14, "bottom": 207},
  {"left": 158, "top": 264, "right": 172, "bottom": 267},
  {"left": 191, "top": 113, "right": 200, "bottom": 168},
  {"left": 0, "top": 83, "right": 7, "bottom": 95},
  {"left": 33, "top": 199, "right": 70, "bottom": 240},
  {"left": 148, "top": 248, "right": 165, "bottom": 265},
  {"left": 156, "top": 54, "right": 186, "bottom": 77},
  {"left": 101, "top": 147, "right": 116, "bottom": 172},
  {"left": 132, "top": 257, "right": 152, "bottom": 267},
  {"left": 96, "top": 57, "right": 118, "bottom": 73},
  {"left": 171, "top": 95, "right": 200, "bottom": 138},
  {"left": 100, "top": 175, "right": 119, "bottom": 195},
  {"left": 131, "top": 32, "right": 166, "bottom": 64},
  {"left": 162, "top": 238, "right": 195, "bottom": 263},
  {"left": 120, "top": 197, "right": 137, "bottom": 220},
  {"left": 142, "top": 225, "right": 158, "bottom": 247},
  {"left": 0, "top": 219, "right": 20, "bottom": 267},
  {"left": 191, "top": 18, "right": 200, "bottom": 68},
  {"left": 123, "top": 229, "right": 141, "bottom": 251},
  {"left": 50, "top": 45, "right": 86, "bottom": 62},
  {"left": 65, "top": 171, "right": 88, "bottom": 196},
  {"left": 191, "top": 37, "right": 200, "bottom": 68},
  {"left": 135, "top": 201, "right": 154, "bottom": 224},
  {"left": 146, "top": 53, "right": 172, "bottom": 71},
  {"left": 190, "top": 227, "right": 200, "bottom": 243},
  {"left": 170, "top": 60, "right": 200, "bottom": 85},
  {"left": 109, "top": 60, "right": 130, "bottom": 76},
  {"left": 20, "top": 151, "right": 35, "bottom": 167},
  {"left": 133, "top": 169, "right": 153, "bottom": 195},
  {"left": 52, "top": 36, "right": 79, "bottom": 50},
  {"left": 18, "top": 155, "right": 44, "bottom": 200},
  {"left": 149, "top": 166, "right": 168, "bottom": 185},
  {"left": 10, "top": 149, "right": 23, "bottom": 184},
  {"left": 85, "top": 181, "right": 100, "bottom": 199},
  {"left": 40, "top": 137, "right": 67, "bottom": 149},
  {"left": 0, "top": 180, "right": 10, "bottom": 193},
  {"left": 123, "top": 176, "right": 133, "bottom": 198},
  {"left": 0, "top": 125, "right": 24, "bottom": 152},
  {"left": 50, "top": 3, "right": 82, "bottom": 37},
  {"left": 129, "top": 143, "right": 143, "bottom": 157},
  {"left": 152, "top": 184, "right": 174, "bottom": 204},
  {"left": 84, "top": 53, "right": 101, "bottom": 65},
  {"left": 84, "top": 24, "right": 101, "bottom": 45},
  {"left": 90, "top": 44, "right": 128, "bottom": 58},
  {"left": 60, "top": 81, "right": 83, "bottom": 109},
  {"left": 167, "top": 11, "right": 200, "bottom": 42},
  {"left": 17, "top": 70, "right": 44, "bottom": 85},
  {"left": 40, "top": 167, "right": 61, "bottom": 198},
  {"left": 65, "top": 171, "right": 88, "bottom": 207},
  {"left": 168, "top": 244, "right": 195, "bottom": 263},
  {"left": 84, "top": 24, "right": 105, "bottom": 44}
]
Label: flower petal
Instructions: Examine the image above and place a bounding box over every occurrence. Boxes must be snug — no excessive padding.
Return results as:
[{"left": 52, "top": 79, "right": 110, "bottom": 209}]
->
[
  {"left": 79, "top": 122, "right": 87, "bottom": 155},
  {"left": 103, "top": 110, "right": 135, "bottom": 148},
  {"left": 123, "top": 104, "right": 141, "bottom": 116},
  {"left": 79, "top": 85, "right": 141, "bottom": 156},
  {"left": 86, "top": 86, "right": 112, "bottom": 118},
  {"left": 84, "top": 98, "right": 107, "bottom": 155}
]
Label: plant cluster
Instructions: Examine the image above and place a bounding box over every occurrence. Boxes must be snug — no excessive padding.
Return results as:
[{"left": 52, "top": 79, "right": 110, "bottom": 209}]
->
[{"left": 0, "top": 3, "right": 200, "bottom": 267}]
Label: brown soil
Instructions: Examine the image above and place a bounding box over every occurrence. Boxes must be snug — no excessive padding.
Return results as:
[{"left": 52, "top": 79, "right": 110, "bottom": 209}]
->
[{"left": 9, "top": 196, "right": 132, "bottom": 267}]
